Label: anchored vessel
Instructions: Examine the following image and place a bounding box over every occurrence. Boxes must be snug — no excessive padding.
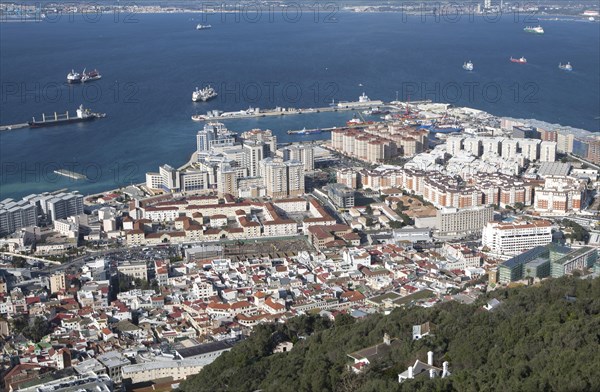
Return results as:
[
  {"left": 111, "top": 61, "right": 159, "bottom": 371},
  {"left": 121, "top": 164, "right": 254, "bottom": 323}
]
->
[
  {"left": 196, "top": 24, "right": 212, "bottom": 30},
  {"left": 558, "top": 62, "right": 573, "bottom": 71},
  {"left": 347, "top": 114, "right": 373, "bottom": 126},
  {"left": 524, "top": 25, "right": 544, "bottom": 34},
  {"left": 336, "top": 93, "right": 384, "bottom": 108},
  {"left": 67, "top": 69, "right": 82, "bottom": 84},
  {"left": 510, "top": 56, "right": 527, "bottom": 64},
  {"left": 363, "top": 108, "right": 390, "bottom": 116},
  {"left": 287, "top": 128, "right": 322, "bottom": 135},
  {"left": 192, "top": 86, "right": 218, "bottom": 102},
  {"left": 463, "top": 61, "right": 474, "bottom": 71},
  {"left": 28, "top": 105, "right": 106, "bottom": 128},
  {"left": 81, "top": 68, "right": 102, "bottom": 82}
]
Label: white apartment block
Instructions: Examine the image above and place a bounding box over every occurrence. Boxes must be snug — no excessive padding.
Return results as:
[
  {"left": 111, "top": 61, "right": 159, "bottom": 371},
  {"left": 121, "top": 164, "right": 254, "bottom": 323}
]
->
[
  {"left": 242, "top": 141, "right": 264, "bottom": 177},
  {"left": 501, "top": 139, "right": 519, "bottom": 160},
  {"left": 143, "top": 206, "right": 180, "bottom": 222},
  {"left": 180, "top": 170, "right": 210, "bottom": 192},
  {"left": 482, "top": 220, "right": 552, "bottom": 257},
  {"left": 518, "top": 139, "right": 540, "bottom": 161},
  {"left": 539, "top": 141, "right": 557, "bottom": 162},
  {"left": 446, "top": 136, "right": 463, "bottom": 156},
  {"left": 534, "top": 176, "right": 586, "bottom": 215},
  {"left": 463, "top": 138, "right": 482, "bottom": 157},
  {"left": 41, "top": 192, "right": 84, "bottom": 221},
  {"left": 160, "top": 164, "right": 180, "bottom": 191},
  {"left": 281, "top": 144, "right": 315, "bottom": 172},
  {"left": 146, "top": 172, "right": 163, "bottom": 190},
  {"left": 556, "top": 132, "right": 575, "bottom": 153},
  {"left": 445, "top": 137, "right": 555, "bottom": 163},
  {"left": 436, "top": 206, "right": 494, "bottom": 236},
  {"left": 481, "top": 137, "right": 503, "bottom": 156},
  {"left": 0, "top": 199, "right": 37, "bottom": 236},
  {"left": 260, "top": 158, "right": 305, "bottom": 198}
]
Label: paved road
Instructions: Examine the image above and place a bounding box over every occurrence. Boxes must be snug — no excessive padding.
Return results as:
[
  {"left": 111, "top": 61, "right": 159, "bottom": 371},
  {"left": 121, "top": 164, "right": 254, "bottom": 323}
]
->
[
  {"left": 0, "top": 252, "right": 61, "bottom": 266},
  {"left": 38, "top": 247, "right": 141, "bottom": 275}
]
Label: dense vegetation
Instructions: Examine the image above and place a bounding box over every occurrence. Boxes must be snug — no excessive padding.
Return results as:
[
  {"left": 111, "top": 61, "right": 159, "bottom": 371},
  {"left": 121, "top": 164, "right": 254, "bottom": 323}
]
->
[
  {"left": 562, "top": 219, "right": 590, "bottom": 242},
  {"left": 180, "top": 277, "right": 600, "bottom": 392},
  {"left": 10, "top": 315, "right": 52, "bottom": 343}
]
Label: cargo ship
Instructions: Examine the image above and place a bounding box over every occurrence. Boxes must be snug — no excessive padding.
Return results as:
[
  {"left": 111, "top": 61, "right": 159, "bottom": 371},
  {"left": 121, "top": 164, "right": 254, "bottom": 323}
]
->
[
  {"left": 28, "top": 105, "right": 106, "bottom": 128},
  {"left": 524, "top": 25, "right": 544, "bottom": 34},
  {"left": 510, "top": 56, "right": 527, "bottom": 64},
  {"left": 81, "top": 68, "right": 102, "bottom": 82},
  {"left": 558, "top": 62, "right": 573, "bottom": 71}
]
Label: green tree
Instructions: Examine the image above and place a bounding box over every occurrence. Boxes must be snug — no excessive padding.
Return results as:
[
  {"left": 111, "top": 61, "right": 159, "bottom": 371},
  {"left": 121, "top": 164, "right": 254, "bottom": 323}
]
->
[
  {"left": 389, "top": 221, "right": 404, "bottom": 229},
  {"left": 180, "top": 277, "right": 600, "bottom": 392},
  {"left": 334, "top": 313, "right": 356, "bottom": 328},
  {"left": 13, "top": 316, "right": 52, "bottom": 342}
]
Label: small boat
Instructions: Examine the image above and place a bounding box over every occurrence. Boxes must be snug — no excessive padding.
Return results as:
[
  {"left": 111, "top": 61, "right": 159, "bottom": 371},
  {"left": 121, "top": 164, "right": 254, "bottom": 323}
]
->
[
  {"left": 364, "top": 109, "right": 389, "bottom": 116},
  {"left": 558, "top": 62, "right": 573, "bottom": 71},
  {"left": 346, "top": 115, "right": 373, "bottom": 126},
  {"left": 288, "top": 128, "right": 322, "bottom": 135},
  {"left": 191, "top": 114, "right": 207, "bottom": 121},
  {"left": 510, "top": 56, "right": 527, "bottom": 64},
  {"left": 463, "top": 61, "right": 474, "bottom": 71},
  {"left": 196, "top": 24, "right": 212, "bottom": 30}
]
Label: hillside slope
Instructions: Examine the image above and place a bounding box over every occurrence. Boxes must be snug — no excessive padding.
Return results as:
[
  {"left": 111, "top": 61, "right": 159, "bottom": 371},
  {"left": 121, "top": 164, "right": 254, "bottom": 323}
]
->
[{"left": 180, "top": 277, "right": 600, "bottom": 392}]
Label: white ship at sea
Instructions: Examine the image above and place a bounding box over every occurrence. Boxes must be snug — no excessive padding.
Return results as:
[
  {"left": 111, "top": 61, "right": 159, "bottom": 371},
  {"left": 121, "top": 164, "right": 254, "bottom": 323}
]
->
[
  {"left": 192, "top": 86, "right": 218, "bottom": 102},
  {"left": 196, "top": 24, "right": 212, "bottom": 30},
  {"left": 463, "top": 61, "right": 474, "bottom": 71},
  {"left": 559, "top": 62, "right": 573, "bottom": 71},
  {"left": 524, "top": 25, "right": 544, "bottom": 34},
  {"left": 67, "top": 69, "right": 81, "bottom": 84}
]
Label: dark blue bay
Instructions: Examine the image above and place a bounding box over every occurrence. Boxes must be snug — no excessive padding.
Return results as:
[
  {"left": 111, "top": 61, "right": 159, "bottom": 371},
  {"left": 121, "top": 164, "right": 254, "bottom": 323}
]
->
[{"left": 1, "top": 12, "right": 598, "bottom": 198}]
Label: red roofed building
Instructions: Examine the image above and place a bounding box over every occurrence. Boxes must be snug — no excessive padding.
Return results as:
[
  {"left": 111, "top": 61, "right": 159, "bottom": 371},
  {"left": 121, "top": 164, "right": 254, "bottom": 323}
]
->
[{"left": 4, "top": 364, "right": 55, "bottom": 391}]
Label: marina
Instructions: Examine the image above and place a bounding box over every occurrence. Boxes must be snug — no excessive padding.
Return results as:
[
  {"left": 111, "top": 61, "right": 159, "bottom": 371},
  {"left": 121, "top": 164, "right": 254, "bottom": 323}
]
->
[{"left": 287, "top": 123, "right": 374, "bottom": 135}]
